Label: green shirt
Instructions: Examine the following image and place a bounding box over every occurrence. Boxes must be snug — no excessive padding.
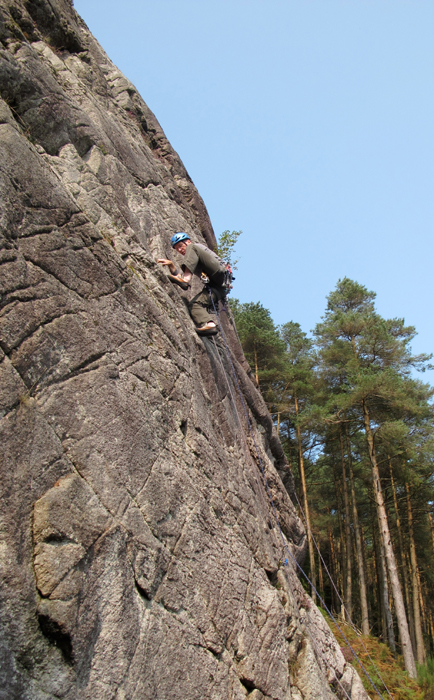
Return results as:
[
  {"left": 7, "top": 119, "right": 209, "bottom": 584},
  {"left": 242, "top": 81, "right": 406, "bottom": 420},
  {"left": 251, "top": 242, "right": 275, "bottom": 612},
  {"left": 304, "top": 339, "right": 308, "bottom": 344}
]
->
[{"left": 182, "top": 243, "right": 225, "bottom": 278}]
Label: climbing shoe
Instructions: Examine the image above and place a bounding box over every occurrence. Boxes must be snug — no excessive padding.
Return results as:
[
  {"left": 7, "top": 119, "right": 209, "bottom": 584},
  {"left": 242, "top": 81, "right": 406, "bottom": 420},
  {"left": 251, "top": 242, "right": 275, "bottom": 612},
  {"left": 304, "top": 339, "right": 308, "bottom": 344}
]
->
[
  {"left": 168, "top": 274, "right": 190, "bottom": 290},
  {"left": 196, "top": 322, "right": 218, "bottom": 336}
]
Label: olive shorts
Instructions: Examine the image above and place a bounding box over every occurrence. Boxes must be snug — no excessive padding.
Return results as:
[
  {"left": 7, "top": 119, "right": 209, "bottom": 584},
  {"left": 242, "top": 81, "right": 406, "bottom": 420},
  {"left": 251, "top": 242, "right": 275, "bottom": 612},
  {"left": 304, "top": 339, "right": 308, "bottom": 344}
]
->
[{"left": 188, "top": 286, "right": 225, "bottom": 327}]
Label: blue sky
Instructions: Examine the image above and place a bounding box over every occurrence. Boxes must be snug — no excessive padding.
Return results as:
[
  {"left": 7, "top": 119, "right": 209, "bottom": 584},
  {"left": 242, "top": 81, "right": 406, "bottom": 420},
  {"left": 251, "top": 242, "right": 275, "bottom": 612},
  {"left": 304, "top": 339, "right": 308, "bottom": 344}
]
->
[{"left": 74, "top": 0, "right": 434, "bottom": 364}]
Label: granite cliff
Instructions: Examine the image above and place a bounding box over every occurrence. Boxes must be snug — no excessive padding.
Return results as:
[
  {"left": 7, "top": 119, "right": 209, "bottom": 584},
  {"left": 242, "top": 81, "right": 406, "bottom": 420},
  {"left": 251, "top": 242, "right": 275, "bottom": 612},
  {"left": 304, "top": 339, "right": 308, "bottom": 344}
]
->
[{"left": 0, "top": 2, "right": 370, "bottom": 698}]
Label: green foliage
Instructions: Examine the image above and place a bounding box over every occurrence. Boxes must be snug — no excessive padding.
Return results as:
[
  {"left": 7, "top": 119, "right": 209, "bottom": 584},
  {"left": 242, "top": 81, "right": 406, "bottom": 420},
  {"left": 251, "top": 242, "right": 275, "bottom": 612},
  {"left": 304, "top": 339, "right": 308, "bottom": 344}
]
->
[
  {"left": 216, "top": 229, "right": 242, "bottom": 269},
  {"left": 97, "top": 142, "right": 109, "bottom": 156},
  {"left": 274, "top": 321, "right": 319, "bottom": 463},
  {"left": 278, "top": 321, "right": 316, "bottom": 411},
  {"left": 418, "top": 659, "right": 434, "bottom": 700},
  {"left": 231, "top": 277, "right": 434, "bottom": 662},
  {"left": 314, "top": 277, "right": 433, "bottom": 427},
  {"left": 229, "top": 298, "right": 285, "bottom": 388},
  {"left": 329, "top": 619, "right": 425, "bottom": 700}
]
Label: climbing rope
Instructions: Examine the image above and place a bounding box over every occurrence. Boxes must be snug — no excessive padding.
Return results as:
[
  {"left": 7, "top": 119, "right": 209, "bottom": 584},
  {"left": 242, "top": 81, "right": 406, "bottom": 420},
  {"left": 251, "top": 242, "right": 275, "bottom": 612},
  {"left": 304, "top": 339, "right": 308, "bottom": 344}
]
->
[
  {"left": 207, "top": 290, "right": 387, "bottom": 700},
  {"left": 209, "top": 332, "right": 294, "bottom": 559},
  {"left": 209, "top": 335, "right": 242, "bottom": 431}
]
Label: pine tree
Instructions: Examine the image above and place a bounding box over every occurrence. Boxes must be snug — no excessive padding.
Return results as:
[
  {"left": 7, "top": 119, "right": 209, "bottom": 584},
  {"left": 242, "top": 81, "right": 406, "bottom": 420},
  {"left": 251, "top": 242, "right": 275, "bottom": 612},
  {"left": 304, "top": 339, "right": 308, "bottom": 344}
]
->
[
  {"left": 278, "top": 322, "right": 318, "bottom": 599},
  {"left": 229, "top": 299, "right": 285, "bottom": 387},
  {"left": 230, "top": 281, "right": 434, "bottom": 662},
  {"left": 314, "top": 278, "right": 433, "bottom": 677}
]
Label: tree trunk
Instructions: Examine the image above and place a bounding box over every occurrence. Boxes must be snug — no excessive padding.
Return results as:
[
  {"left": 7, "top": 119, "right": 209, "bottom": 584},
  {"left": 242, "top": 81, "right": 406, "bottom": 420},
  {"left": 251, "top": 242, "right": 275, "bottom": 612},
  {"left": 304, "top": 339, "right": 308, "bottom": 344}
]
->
[
  {"left": 389, "top": 458, "right": 415, "bottom": 651},
  {"left": 254, "top": 345, "right": 259, "bottom": 385},
  {"left": 372, "top": 509, "right": 388, "bottom": 642},
  {"left": 362, "top": 399, "right": 416, "bottom": 677},
  {"left": 371, "top": 510, "right": 387, "bottom": 644},
  {"left": 339, "top": 427, "right": 352, "bottom": 622},
  {"left": 406, "top": 482, "right": 426, "bottom": 665},
  {"left": 318, "top": 550, "right": 324, "bottom": 607},
  {"left": 379, "top": 535, "right": 396, "bottom": 653},
  {"left": 328, "top": 522, "right": 339, "bottom": 613},
  {"left": 417, "top": 569, "right": 426, "bottom": 628},
  {"left": 294, "top": 394, "right": 317, "bottom": 602},
  {"left": 428, "top": 512, "right": 434, "bottom": 556},
  {"left": 429, "top": 610, "right": 434, "bottom": 659},
  {"left": 361, "top": 523, "right": 372, "bottom": 626},
  {"left": 346, "top": 427, "right": 369, "bottom": 635},
  {"left": 333, "top": 459, "right": 346, "bottom": 618}
]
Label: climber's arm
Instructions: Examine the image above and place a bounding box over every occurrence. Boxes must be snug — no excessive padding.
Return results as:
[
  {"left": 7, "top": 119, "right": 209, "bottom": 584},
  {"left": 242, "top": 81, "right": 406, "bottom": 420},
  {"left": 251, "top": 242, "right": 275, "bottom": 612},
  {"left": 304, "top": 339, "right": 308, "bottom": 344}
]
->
[{"left": 182, "top": 268, "right": 192, "bottom": 284}]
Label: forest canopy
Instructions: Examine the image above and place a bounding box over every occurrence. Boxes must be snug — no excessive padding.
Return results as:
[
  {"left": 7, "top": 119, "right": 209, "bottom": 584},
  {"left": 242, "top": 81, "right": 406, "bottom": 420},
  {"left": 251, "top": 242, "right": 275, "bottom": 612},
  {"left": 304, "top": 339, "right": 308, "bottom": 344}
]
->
[{"left": 230, "top": 278, "right": 434, "bottom": 678}]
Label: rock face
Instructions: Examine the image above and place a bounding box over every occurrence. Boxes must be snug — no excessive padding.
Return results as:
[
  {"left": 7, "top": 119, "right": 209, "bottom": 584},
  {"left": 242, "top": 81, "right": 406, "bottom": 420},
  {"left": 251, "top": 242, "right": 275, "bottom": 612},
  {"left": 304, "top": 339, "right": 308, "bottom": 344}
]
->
[{"left": 0, "top": 2, "right": 369, "bottom": 699}]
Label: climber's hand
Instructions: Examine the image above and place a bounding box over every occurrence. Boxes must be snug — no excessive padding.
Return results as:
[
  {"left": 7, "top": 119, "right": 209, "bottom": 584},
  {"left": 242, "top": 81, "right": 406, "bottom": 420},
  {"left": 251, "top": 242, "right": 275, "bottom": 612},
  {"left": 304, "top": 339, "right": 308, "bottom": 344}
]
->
[{"left": 157, "top": 258, "right": 176, "bottom": 274}]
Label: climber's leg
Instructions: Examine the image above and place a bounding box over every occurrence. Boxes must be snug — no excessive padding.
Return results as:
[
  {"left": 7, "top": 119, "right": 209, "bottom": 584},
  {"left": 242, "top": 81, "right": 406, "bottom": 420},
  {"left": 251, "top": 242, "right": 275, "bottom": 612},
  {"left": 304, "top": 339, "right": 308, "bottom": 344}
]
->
[{"left": 188, "top": 288, "right": 219, "bottom": 327}]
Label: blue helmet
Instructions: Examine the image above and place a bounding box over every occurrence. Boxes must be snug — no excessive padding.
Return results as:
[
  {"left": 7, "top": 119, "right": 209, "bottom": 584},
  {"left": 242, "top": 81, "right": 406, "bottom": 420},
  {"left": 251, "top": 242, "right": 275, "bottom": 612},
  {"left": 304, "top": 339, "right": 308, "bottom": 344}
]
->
[{"left": 170, "top": 232, "right": 190, "bottom": 248}]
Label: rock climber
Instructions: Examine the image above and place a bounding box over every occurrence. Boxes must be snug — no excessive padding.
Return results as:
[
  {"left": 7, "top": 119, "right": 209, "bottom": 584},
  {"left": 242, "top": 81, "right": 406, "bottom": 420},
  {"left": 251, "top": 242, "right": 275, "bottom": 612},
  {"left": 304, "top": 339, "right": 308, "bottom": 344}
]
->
[{"left": 157, "top": 233, "right": 228, "bottom": 336}]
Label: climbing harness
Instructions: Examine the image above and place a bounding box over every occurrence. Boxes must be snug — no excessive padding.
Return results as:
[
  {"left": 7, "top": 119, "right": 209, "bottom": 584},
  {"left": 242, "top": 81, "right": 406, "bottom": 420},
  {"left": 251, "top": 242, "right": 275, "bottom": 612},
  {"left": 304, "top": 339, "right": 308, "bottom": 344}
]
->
[
  {"left": 206, "top": 289, "right": 389, "bottom": 700},
  {"left": 201, "top": 261, "right": 234, "bottom": 299}
]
